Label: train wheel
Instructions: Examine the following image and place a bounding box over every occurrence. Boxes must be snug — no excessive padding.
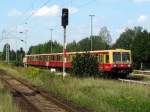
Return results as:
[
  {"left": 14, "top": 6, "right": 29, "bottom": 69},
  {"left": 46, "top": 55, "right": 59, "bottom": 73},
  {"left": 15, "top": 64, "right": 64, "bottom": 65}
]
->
[{"left": 120, "top": 73, "right": 128, "bottom": 79}]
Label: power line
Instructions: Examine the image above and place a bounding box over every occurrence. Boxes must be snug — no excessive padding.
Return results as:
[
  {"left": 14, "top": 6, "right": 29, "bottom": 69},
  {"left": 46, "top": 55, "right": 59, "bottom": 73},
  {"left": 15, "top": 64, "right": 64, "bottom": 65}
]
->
[
  {"left": 21, "top": 0, "right": 36, "bottom": 19},
  {"left": 20, "top": 0, "right": 51, "bottom": 25},
  {"left": 77, "top": 0, "right": 97, "bottom": 8}
]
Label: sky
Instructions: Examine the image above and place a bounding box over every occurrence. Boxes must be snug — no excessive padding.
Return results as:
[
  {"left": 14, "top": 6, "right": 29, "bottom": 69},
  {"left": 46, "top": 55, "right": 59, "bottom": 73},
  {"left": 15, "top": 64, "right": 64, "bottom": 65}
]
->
[{"left": 0, "top": 0, "right": 150, "bottom": 51}]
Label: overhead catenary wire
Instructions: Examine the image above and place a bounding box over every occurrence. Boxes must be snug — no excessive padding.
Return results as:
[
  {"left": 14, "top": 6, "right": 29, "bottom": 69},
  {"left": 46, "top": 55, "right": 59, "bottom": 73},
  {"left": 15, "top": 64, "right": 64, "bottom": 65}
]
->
[
  {"left": 0, "top": 0, "right": 54, "bottom": 51},
  {"left": 20, "top": 0, "right": 36, "bottom": 19},
  {"left": 20, "top": 0, "right": 97, "bottom": 27},
  {"left": 19, "top": 0, "right": 51, "bottom": 26}
]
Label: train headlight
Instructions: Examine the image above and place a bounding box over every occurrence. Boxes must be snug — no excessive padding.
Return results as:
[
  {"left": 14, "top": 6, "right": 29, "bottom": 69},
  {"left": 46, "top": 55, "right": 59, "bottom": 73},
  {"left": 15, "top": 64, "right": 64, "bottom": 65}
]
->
[
  {"left": 113, "top": 64, "right": 117, "bottom": 67},
  {"left": 128, "top": 64, "right": 131, "bottom": 67}
]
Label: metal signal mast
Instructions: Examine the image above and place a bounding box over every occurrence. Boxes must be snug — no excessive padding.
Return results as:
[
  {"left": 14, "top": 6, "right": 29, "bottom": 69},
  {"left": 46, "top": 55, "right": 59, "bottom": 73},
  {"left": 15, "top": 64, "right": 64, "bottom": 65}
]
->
[{"left": 61, "top": 8, "right": 69, "bottom": 78}]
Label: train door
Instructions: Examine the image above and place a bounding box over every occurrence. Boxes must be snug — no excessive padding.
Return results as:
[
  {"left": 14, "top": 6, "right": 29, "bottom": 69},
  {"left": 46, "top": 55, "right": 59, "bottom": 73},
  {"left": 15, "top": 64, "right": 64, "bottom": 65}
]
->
[
  {"left": 102, "top": 53, "right": 109, "bottom": 71},
  {"left": 100, "top": 54, "right": 104, "bottom": 70},
  {"left": 104, "top": 54, "right": 109, "bottom": 64}
]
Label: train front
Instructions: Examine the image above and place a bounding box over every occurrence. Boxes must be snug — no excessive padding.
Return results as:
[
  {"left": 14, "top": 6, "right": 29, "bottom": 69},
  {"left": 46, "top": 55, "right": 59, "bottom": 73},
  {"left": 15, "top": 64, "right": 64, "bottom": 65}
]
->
[{"left": 111, "top": 49, "right": 132, "bottom": 78}]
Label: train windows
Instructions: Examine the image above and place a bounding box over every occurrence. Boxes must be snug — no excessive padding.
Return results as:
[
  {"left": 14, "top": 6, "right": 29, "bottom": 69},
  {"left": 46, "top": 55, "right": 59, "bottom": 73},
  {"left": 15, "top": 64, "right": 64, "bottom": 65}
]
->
[
  {"left": 31, "top": 56, "right": 33, "bottom": 61},
  {"left": 49, "top": 56, "right": 52, "bottom": 61},
  {"left": 44, "top": 56, "right": 48, "bottom": 62},
  {"left": 36, "top": 56, "right": 38, "bottom": 61},
  {"left": 105, "top": 55, "right": 109, "bottom": 63},
  {"left": 97, "top": 55, "right": 100, "bottom": 63},
  {"left": 45, "top": 56, "right": 47, "bottom": 61},
  {"left": 37, "top": 56, "right": 39, "bottom": 61},
  {"left": 47, "top": 56, "right": 49, "bottom": 61},
  {"left": 56, "top": 56, "right": 58, "bottom": 61},
  {"left": 57, "top": 56, "right": 61, "bottom": 61},
  {"left": 122, "top": 52, "right": 130, "bottom": 63},
  {"left": 46, "top": 56, "right": 48, "bottom": 61},
  {"left": 113, "top": 52, "right": 121, "bottom": 63},
  {"left": 60, "top": 56, "right": 63, "bottom": 61},
  {"left": 34, "top": 56, "right": 36, "bottom": 61},
  {"left": 67, "top": 56, "right": 70, "bottom": 62},
  {"left": 54, "top": 56, "right": 56, "bottom": 61},
  {"left": 55, "top": 56, "right": 58, "bottom": 61},
  {"left": 41, "top": 56, "right": 44, "bottom": 61},
  {"left": 30, "top": 57, "right": 31, "bottom": 61},
  {"left": 33, "top": 56, "right": 35, "bottom": 61},
  {"left": 69, "top": 55, "right": 72, "bottom": 61},
  {"left": 39, "top": 56, "right": 42, "bottom": 61},
  {"left": 51, "top": 56, "right": 54, "bottom": 61},
  {"left": 100, "top": 54, "right": 103, "bottom": 63}
]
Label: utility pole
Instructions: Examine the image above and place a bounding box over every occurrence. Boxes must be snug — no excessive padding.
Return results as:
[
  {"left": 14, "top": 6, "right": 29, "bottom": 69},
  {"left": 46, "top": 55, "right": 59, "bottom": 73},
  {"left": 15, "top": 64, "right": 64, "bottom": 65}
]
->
[
  {"left": 19, "top": 30, "right": 28, "bottom": 55},
  {"left": 5, "top": 43, "right": 10, "bottom": 64},
  {"left": 89, "top": 15, "right": 95, "bottom": 51},
  {"left": 50, "top": 29, "right": 53, "bottom": 53},
  {"left": 2, "top": 30, "right": 10, "bottom": 64}
]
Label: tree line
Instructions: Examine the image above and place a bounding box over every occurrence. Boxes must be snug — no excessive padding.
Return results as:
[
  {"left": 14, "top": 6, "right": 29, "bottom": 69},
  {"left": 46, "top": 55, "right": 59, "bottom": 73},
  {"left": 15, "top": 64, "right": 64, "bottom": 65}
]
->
[
  {"left": 27, "top": 26, "right": 150, "bottom": 69},
  {"left": 113, "top": 27, "right": 150, "bottom": 69},
  {"left": 0, "top": 44, "right": 25, "bottom": 66},
  {"left": 0, "top": 26, "right": 149, "bottom": 69},
  {"left": 28, "top": 26, "right": 111, "bottom": 53}
]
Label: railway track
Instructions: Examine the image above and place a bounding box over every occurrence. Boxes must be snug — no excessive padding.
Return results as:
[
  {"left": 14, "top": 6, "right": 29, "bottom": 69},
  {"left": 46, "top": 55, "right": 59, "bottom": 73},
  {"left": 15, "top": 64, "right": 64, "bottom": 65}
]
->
[
  {"left": 140, "top": 71, "right": 150, "bottom": 75},
  {"left": 0, "top": 70, "right": 85, "bottom": 112},
  {"left": 118, "top": 79, "right": 150, "bottom": 86}
]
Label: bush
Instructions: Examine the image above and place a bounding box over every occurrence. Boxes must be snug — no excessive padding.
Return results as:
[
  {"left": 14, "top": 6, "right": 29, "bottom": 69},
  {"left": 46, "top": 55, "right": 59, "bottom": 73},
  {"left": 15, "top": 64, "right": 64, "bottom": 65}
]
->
[
  {"left": 14, "top": 61, "right": 24, "bottom": 67},
  {"left": 72, "top": 53, "right": 99, "bottom": 77},
  {"left": 133, "top": 70, "right": 140, "bottom": 74}
]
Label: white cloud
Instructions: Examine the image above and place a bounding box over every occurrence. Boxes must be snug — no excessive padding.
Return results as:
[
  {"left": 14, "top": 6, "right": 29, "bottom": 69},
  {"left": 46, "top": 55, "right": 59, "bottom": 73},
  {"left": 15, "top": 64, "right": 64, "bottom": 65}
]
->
[
  {"left": 137, "top": 15, "right": 148, "bottom": 23},
  {"left": 34, "top": 5, "right": 60, "bottom": 17},
  {"left": 8, "top": 5, "right": 79, "bottom": 17},
  {"left": 33, "top": 5, "right": 79, "bottom": 17},
  {"left": 114, "top": 27, "right": 126, "bottom": 35},
  {"left": 127, "top": 19, "right": 133, "bottom": 24},
  {"left": 68, "top": 7, "right": 79, "bottom": 14},
  {"left": 8, "top": 9, "right": 22, "bottom": 16}
]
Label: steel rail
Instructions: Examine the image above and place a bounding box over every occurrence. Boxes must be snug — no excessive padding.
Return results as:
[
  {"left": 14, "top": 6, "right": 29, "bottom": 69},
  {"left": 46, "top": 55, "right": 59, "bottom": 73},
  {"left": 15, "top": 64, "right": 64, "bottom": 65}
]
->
[
  {"left": 0, "top": 71, "right": 86, "bottom": 112},
  {"left": 118, "top": 79, "right": 150, "bottom": 86}
]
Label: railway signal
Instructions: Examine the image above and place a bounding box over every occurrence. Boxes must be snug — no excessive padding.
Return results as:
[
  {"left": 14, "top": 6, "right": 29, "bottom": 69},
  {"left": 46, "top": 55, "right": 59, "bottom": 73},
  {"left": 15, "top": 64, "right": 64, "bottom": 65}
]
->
[
  {"left": 61, "top": 8, "right": 69, "bottom": 78},
  {"left": 61, "top": 8, "right": 69, "bottom": 28}
]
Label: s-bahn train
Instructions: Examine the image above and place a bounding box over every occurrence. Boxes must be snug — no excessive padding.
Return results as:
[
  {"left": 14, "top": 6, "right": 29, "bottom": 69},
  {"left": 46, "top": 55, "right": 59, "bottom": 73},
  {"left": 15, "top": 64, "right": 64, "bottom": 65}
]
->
[{"left": 23, "top": 49, "right": 132, "bottom": 78}]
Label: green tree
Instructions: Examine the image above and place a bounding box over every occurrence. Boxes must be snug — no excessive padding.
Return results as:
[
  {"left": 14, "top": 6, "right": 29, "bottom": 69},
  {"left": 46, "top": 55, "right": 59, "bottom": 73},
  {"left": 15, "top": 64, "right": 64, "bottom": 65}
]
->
[
  {"left": 2, "top": 43, "right": 10, "bottom": 61},
  {"left": 67, "top": 41, "right": 79, "bottom": 52},
  {"left": 99, "top": 26, "right": 112, "bottom": 45},
  {"left": 15, "top": 47, "right": 25, "bottom": 66},
  {"left": 67, "top": 35, "right": 110, "bottom": 52},
  {"left": 28, "top": 40, "right": 63, "bottom": 54},
  {"left": 72, "top": 53, "right": 99, "bottom": 77},
  {"left": 113, "top": 28, "right": 135, "bottom": 49},
  {"left": 10, "top": 50, "right": 16, "bottom": 61},
  {"left": 113, "top": 26, "right": 150, "bottom": 69}
]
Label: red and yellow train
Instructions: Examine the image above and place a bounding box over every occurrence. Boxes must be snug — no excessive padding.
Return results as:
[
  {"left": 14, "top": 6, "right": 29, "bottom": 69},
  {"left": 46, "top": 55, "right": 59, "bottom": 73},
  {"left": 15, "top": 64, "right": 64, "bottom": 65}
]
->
[{"left": 23, "top": 49, "right": 132, "bottom": 77}]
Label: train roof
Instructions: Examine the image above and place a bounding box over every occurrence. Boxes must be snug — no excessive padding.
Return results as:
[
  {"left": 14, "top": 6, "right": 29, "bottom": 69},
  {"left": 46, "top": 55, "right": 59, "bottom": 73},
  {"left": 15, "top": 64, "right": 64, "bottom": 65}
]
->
[{"left": 25, "top": 49, "right": 131, "bottom": 57}]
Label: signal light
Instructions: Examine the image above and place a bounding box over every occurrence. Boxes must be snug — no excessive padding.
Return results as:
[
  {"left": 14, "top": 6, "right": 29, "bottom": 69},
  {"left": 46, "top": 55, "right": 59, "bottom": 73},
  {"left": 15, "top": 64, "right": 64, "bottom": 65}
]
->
[{"left": 61, "top": 8, "right": 69, "bottom": 28}]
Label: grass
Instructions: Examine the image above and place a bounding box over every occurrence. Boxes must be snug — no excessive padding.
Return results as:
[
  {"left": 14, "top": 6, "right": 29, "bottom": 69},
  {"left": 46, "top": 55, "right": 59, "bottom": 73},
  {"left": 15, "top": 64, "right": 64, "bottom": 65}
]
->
[
  {"left": 0, "top": 81, "right": 19, "bottom": 112},
  {"left": 0, "top": 63, "right": 150, "bottom": 112},
  {"left": 143, "top": 76, "right": 150, "bottom": 81}
]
